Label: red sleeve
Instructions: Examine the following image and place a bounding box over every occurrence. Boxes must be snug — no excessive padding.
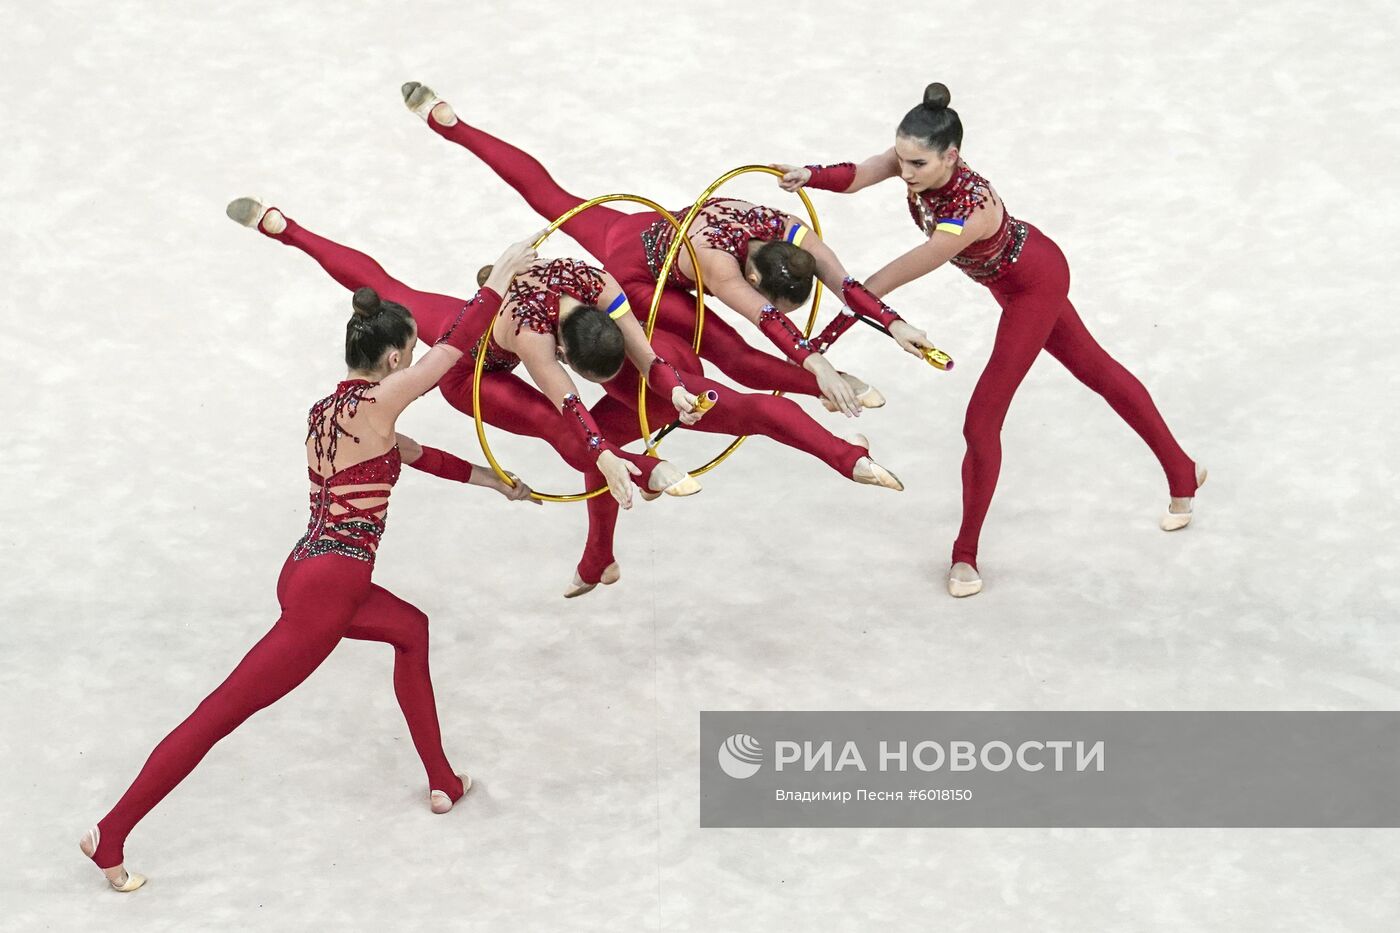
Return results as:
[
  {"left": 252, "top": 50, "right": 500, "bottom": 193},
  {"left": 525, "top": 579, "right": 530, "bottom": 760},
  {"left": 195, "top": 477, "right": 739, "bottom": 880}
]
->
[
  {"left": 804, "top": 163, "right": 857, "bottom": 193},
  {"left": 407, "top": 445, "right": 474, "bottom": 483},
  {"left": 436, "top": 287, "right": 502, "bottom": 352}
]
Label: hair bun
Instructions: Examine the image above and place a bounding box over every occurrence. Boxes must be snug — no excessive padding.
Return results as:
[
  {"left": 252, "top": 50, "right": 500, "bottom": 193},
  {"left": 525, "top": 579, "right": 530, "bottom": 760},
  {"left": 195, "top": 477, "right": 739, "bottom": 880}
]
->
[
  {"left": 476, "top": 264, "right": 495, "bottom": 288},
  {"left": 351, "top": 286, "right": 382, "bottom": 318},
  {"left": 789, "top": 248, "right": 817, "bottom": 279},
  {"left": 923, "top": 82, "right": 951, "bottom": 111}
]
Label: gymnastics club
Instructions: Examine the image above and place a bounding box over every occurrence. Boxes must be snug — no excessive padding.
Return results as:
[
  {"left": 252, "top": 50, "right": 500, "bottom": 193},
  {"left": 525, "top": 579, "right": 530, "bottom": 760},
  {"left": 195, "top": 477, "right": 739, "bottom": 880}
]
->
[
  {"left": 851, "top": 315, "right": 955, "bottom": 371},
  {"left": 649, "top": 389, "right": 719, "bottom": 446}
]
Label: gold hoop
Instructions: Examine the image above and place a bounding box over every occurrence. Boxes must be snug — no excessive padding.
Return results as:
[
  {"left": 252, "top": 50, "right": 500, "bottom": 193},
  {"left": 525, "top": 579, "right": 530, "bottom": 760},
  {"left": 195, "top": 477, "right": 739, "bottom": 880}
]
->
[
  {"left": 471, "top": 193, "right": 704, "bottom": 502},
  {"left": 472, "top": 170, "right": 824, "bottom": 501},
  {"left": 636, "top": 165, "right": 823, "bottom": 480}
]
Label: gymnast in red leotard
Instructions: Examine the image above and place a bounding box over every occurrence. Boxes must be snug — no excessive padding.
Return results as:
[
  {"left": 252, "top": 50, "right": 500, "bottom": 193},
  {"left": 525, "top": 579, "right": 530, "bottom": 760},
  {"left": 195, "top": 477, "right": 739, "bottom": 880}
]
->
[
  {"left": 774, "top": 82, "right": 1204, "bottom": 597},
  {"left": 79, "top": 245, "right": 537, "bottom": 892},
  {"left": 225, "top": 200, "right": 707, "bottom": 597},
  {"left": 401, "top": 82, "right": 944, "bottom": 423},
  {"left": 472, "top": 256, "right": 907, "bottom": 501}
]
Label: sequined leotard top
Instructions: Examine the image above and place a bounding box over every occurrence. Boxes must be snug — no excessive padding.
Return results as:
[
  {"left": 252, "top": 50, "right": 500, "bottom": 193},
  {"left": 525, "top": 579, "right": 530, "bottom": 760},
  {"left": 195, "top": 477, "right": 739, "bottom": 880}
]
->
[
  {"left": 291, "top": 379, "right": 402, "bottom": 564},
  {"left": 641, "top": 199, "right": 808, "bottom": 288},
  {"left": 471, "top": 258, "right": 617, "bottom": 374},
  {"left": 908, "top": 161, "right": 1028, "bottom": 285}
]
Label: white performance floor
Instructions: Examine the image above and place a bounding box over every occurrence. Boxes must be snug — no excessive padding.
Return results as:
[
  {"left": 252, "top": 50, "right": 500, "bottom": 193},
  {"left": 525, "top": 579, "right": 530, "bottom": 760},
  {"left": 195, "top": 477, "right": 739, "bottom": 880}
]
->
[{"left": 4, "top": 1, "right": 1399, "bottom": 929}]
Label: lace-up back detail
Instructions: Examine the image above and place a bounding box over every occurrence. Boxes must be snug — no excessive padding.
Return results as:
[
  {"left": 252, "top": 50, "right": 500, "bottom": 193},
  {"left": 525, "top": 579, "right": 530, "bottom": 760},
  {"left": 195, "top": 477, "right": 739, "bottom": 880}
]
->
[{"left": 291, "top": 379, "right": 402, "bottom": 563}]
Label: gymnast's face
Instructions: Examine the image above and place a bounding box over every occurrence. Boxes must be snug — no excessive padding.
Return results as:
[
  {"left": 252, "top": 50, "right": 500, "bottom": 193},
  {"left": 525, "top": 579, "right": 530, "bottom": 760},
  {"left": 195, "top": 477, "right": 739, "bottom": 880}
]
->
[{"left": 895, "top": 135, "right": 958, "bottom": 193}]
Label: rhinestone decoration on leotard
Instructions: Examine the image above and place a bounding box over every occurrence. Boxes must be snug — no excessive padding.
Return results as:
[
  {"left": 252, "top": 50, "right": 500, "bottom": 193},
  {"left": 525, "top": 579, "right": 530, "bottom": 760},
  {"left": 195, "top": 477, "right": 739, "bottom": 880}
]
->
[
  {"left": 560, "top": 393, "right": 604, "bottom": 451},
  {"left": 435, "top": 298, "right": 473, "bottom": 349},
  {"left": 292, "top": 380, "right": 402, "bottom": 563},
  {"left": 759, "top": 304, "right": 812, "bottom": 353},
  {"left": 474, "top": 259, "right": 611, "bottom": 374},
  {"left": 642, "top": 199, "right": 794, "bottom": 287},
  {"left": 504, "top": 258, "right": 608, "bottom": 336},
  {"left": 648, "top": 356, "right": 687, "bottom": 394},
  {"left": 306, "top": 379, "right": 374, "bottom": 473},
  {"left": 908, "top": 161, "right": 1028, "bottom": 285}
]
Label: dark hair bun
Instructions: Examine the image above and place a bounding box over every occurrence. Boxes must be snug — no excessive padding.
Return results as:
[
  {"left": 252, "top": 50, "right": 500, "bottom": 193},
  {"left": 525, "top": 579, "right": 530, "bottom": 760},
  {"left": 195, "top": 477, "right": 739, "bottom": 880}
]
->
[
  {"left": 789, "top": 248, "right": 817, "bottom": 279},
  {"left": 351, "top": 286, "right": 382, "bottom": 318},
  {"left": 923, "top": 82, "right": 951, "bottom": 110},
  {"left": 476, "top": 264, "right": 494, "bottom": 288}
]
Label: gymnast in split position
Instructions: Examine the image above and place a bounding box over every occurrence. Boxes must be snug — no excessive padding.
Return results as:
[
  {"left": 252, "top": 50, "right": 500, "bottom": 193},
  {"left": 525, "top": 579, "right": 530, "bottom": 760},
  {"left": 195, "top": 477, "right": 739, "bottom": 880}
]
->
[
  {"left": 774, "top": 83, "right": 1204, "bottom": 597},
  {"left": 401, "top": 82, "right": 943, "bottom": 422},
  {"left": 225, "top": 200, "right": 705, "bottom": 597},
  {"left": 466, "top": 256, "right": 907, "bottom": 498},
  {"left": 80, "top": 244, "right": 536, "bottom": 892}
]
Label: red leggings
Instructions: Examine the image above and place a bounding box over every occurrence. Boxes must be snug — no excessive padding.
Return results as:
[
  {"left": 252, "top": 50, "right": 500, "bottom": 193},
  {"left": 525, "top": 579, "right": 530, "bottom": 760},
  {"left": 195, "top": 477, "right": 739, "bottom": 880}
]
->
[
  {"left": 263, "top": 217, "right": 659, "bottom": 583},
  {"left": 91, "top": 553, "right": 458, "bottom": 869},
  {"left": 603, "top": 329, "right": 866, "bottom": 477},
  {"left": 426, "top": 115, "right": 822, "bottom": 397},
  {"left": 954, "top": 224, "right": 1197, "bottom": 568}
]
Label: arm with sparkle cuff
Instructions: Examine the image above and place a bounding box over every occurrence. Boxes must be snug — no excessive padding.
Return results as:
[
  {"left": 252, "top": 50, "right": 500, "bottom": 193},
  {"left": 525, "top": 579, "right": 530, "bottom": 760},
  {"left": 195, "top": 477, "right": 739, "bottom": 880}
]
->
[
  {"left": 397, "top": 433, "right": 537, "bottom": 502},
  {"left": 803, "top": 162, "right": 858, "bottom": 192},
  {"left": 808, "top": 278, "right": 953, "bottom": 370},
  {"left": 810, "top": 306, "right": 860, "bottom": 354},
  {"left": 366, "top": 285, "right": 506, "bottom": 421},
  {"left": 435, "top": 287, "right": 501, "bottom": 353},
  {"left": 646, "top": 356, "right": 715, "bottom": 426},
  {"left": 773, "top": 149, "right": 901, "bottom": 195},
  {"left": 842, "top": 277, "right": 903, "bottom": 330},
  {"left": 557, "top": 393, "right": 641, "bottom": 507},
  {"left": 803, "top": 275, "right": 903, "bottom": 356},
  {"left": 406, "top": 444, "right": 474, "bottom": 483},
  {"left": 645, "top": 355, "right": 688, "bottom": 396},
  {"left": 559, "top": 393, "right": 619, "bottom": 461},
  {"left": 757, "top": 304, "right": 815, "bottom": 365}
]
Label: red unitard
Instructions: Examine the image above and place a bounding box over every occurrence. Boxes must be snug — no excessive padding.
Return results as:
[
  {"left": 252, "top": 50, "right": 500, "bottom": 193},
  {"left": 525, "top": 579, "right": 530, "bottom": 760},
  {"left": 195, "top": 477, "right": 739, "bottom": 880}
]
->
[
  {"left": 424, "top": 114, "right": 826, "bottom": 396},
  {"left": 906, "top": 162, "right": 1198, "bottom": 567},
  {"left": 89, "top": 381, "right": 465, "bottom": 870},
  {"left": 497, "top": 255, "right": 868, "bottom": 479},
  {"left": 258, "top": 218, "right": 663, "bottom": 584},
  {"left": 606, "top": 328, "right": 868, "bottom": 476}
]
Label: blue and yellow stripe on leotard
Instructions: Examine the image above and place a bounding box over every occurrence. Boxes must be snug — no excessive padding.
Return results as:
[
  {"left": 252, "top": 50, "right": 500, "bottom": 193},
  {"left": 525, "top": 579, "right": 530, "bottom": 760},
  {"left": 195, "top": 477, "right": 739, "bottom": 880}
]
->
[
  {"left": 784, "top": 222, "right": 810, "bottom": 247},
  {"left": 605, "top": 292, "right": 630, "bottom": 319},
  {"left": 935, "top": 217, "right": 966, "bottom": 236}
]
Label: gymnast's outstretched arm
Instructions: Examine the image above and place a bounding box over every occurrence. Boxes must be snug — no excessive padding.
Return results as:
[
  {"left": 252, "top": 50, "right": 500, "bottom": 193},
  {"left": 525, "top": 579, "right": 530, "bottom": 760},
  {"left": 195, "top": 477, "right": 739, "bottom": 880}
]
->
[
  {"left": 396, "top": 433, "right": 536, "bottom": 502},
  {"left": 600, "top": 276, "right": 706, "bottom": 427},
  {"left": 772, "top": 148, "right": 901, "bottom": 194}
]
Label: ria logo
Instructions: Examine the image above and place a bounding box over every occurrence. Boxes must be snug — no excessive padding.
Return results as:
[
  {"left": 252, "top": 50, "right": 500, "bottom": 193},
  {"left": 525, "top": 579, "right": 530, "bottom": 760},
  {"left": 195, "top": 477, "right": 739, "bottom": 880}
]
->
[{"left": 718, "top": 734, "right": 764, "bottom": 779}]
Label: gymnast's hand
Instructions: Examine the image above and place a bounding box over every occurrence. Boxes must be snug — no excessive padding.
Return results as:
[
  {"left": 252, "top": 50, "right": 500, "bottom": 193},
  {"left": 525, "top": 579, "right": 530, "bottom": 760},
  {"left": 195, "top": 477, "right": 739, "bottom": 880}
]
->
[
  {"left": 483, "top": 235, "right": 541, "bottom": 293},
  {"left": 597, "top": 449, "right": 640, "bottom": 509},
  {"left": 889, "top": 320, "right": 938, "bottom": 359},
  {"left": 496, "top": 471, "right": 539, "bottom": 504},
  {"left": 804, "top": 354, "right": 861, "bottom": 418},
  {"left": 771, "top": 164, "right": 811, "bottom": 192},
  {"left": 672, "top": 388, "right": 706, "bottom": 426}
]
